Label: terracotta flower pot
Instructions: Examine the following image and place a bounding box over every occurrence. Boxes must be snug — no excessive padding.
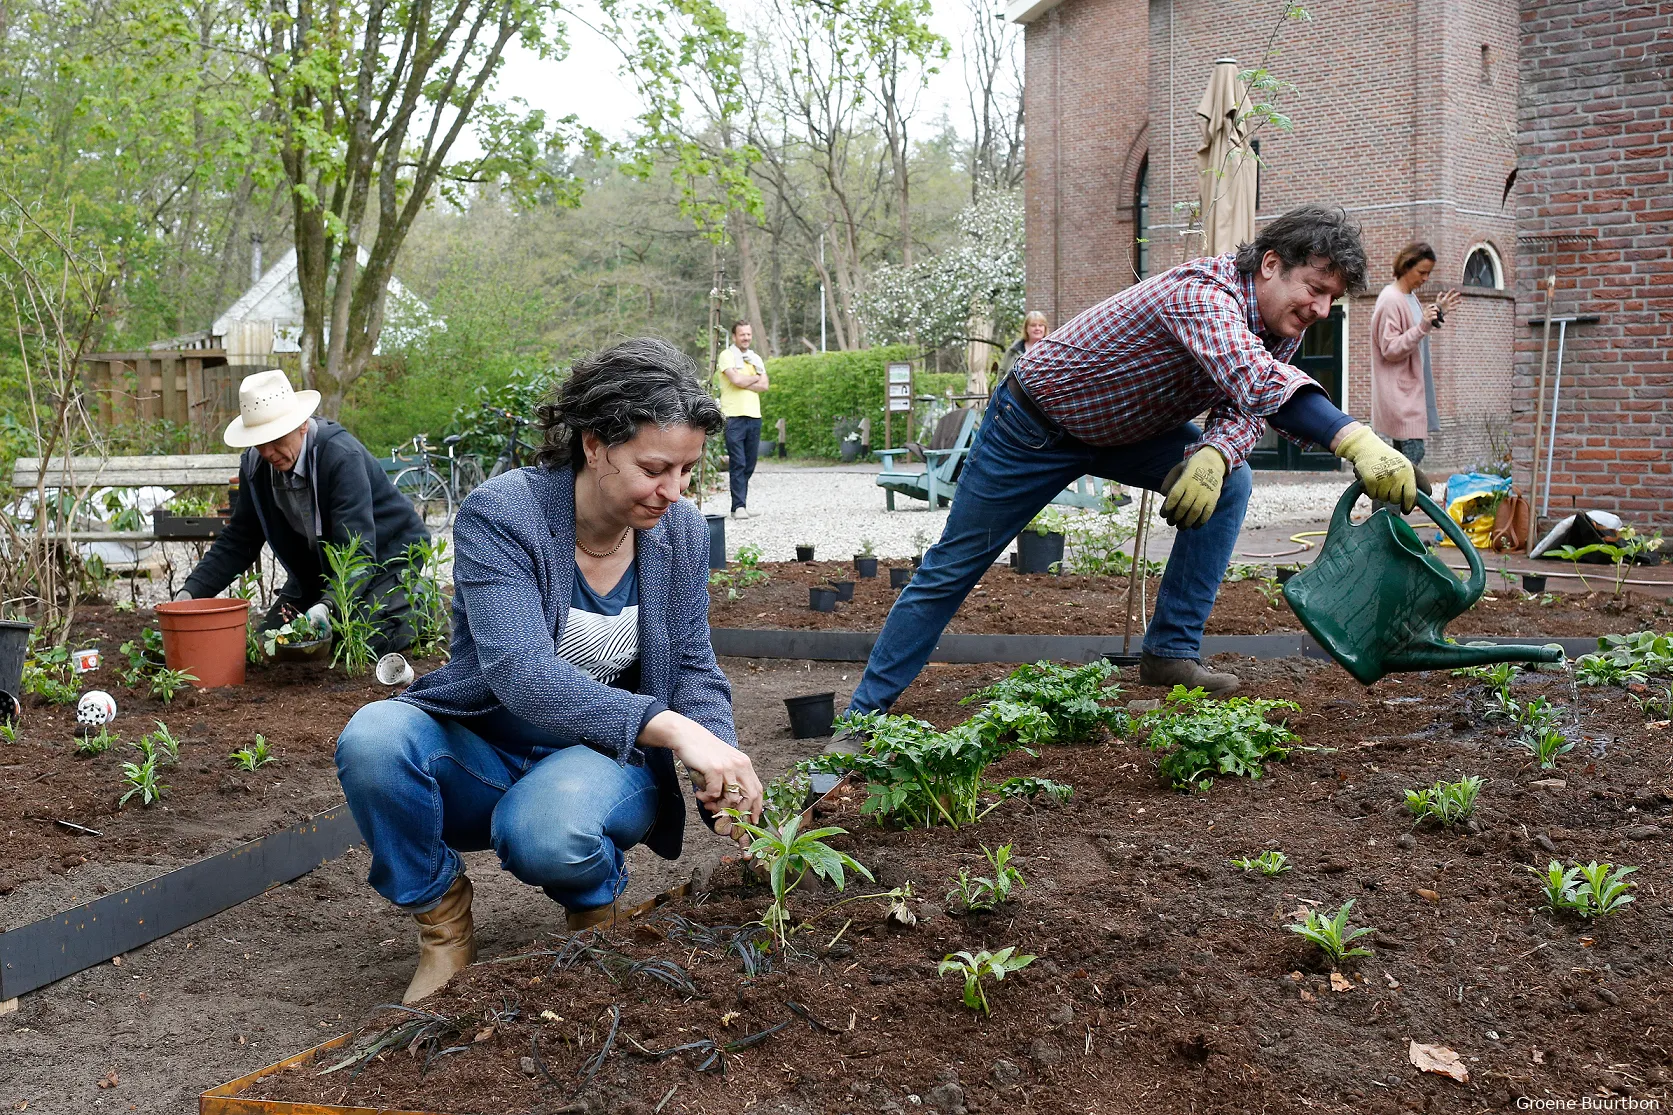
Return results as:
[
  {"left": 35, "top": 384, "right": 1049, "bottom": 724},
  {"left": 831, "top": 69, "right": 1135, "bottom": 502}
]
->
[{"left": 155, "top": 599, "right": 250, "bottom": 688}]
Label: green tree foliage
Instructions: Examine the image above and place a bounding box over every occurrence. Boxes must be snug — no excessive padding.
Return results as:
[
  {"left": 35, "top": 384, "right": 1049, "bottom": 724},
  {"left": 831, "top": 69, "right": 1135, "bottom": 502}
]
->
[{"left": 759, "top": 346, "right": 964, "bottom": 458}]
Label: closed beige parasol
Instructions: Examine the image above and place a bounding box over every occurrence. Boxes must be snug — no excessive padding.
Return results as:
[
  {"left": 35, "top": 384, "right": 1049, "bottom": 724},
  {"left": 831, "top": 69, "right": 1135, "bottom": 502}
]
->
[{"left": 1195, "top": 58, "right": 1258, "bottom": 258}]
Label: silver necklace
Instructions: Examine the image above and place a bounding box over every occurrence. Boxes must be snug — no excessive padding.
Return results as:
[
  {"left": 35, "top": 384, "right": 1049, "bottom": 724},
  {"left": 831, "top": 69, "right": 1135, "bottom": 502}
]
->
[{"left": 577, "top": 525, "right": 632, "bottom": 559}]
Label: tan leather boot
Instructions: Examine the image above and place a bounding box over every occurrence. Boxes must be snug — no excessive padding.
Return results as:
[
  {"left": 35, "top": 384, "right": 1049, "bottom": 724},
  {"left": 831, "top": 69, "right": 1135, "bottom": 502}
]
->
[
  {"left": 566, "top": 899, "right": 624, "bottom": 933},
  {"left": 1138, "top": 652, "right": 1240, "bottom": 696},
  {"left": 403, "top": 874, "right": 477, "bottom": 1005}
]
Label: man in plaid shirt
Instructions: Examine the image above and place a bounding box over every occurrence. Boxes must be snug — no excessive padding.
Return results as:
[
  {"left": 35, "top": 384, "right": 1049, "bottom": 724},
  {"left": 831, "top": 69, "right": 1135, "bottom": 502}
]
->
[{"left": 849, "top": 206, "right": 1423, "bottom": 712}]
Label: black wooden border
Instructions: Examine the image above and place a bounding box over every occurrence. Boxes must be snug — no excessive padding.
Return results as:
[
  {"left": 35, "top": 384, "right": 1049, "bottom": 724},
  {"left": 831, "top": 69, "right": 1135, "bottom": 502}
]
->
[
  {"left": 0, "top": 803, "right": 364, "bottom": 1000},
  {"left": 711, "top": 627, "right": 1597, "bottom": 664}
]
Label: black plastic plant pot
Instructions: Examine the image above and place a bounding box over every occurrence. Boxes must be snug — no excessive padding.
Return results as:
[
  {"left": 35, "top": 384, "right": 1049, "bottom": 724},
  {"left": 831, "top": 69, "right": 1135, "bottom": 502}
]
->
[
  {"left": 890, "top": 566, "right": 913, "bottom": 589},
  {"left": 704, "top": 514, "right": 726, "bottom": 571},
  {"left": 784, "top": 691, "right": 837, "bottom": 739},
  {"left": 0, "top": 619, "right": 32, "bottom": 702},
  {"left": 830, "top": 579, "right": 856, "bottom": 602},
  {"left": 839, "top": 440, "right": 860, "bottom": 463},
  {"left": 1275, "top": 565, "right": 1300, "bottom": 585},
  {"left": 1015, "top": 530, "right": 1065, "bottom": 575},
  {"left": 854, "top": 556, "right": 878, "bottom": 578},
  {"left": 809, "top": 586, "right": 838, "bottom": 612},
  {"left": 1520, "top": 573, "right": 1547, "bottom": 593},
  {"left": 796, "top": 545, "right": 816, "bottom": 563}
]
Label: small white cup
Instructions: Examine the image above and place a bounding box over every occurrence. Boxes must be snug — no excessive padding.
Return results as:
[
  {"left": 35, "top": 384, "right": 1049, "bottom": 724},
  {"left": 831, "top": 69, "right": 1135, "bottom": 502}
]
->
[{"left": 376, "top": 653, "right": 414, "bottom": 687}]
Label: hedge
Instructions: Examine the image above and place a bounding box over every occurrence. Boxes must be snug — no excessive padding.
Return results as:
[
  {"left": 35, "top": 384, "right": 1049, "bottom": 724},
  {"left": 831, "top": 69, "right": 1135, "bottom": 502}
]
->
[{"left": 756, "top": 345, "right": 969, "bottom": 458}]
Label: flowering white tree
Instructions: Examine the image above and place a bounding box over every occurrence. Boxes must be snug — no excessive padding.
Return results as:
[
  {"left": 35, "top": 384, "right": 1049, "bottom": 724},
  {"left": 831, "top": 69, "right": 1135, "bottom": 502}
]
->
[{"left": 857, "top": 192, "right": 1024, "bottom": 353}]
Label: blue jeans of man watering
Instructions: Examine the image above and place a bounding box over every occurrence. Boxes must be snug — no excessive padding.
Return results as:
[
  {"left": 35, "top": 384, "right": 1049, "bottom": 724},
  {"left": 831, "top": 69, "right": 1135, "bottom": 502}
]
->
[
  {"left": 847, "top": 378, "right": 1251, "bottom": 714},
  {"left": 336, "top": 701, "right": 658, "bottom": 912}
]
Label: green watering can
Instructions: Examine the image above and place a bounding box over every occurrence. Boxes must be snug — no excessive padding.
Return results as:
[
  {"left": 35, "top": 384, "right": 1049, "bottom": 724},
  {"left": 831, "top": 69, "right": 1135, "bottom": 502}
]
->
[{"left": 1282, "top": 481, "right": 1564, "bottom": 684}]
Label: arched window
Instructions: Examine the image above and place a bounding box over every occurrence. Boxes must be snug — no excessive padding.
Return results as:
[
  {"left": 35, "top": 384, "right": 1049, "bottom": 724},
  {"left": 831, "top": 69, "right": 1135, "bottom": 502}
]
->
[
  {"left": 1462, "top": 244, "right": 1502, "bottom": 289},
  {"left": 1133, "top": 156, "right": 1149, "bottom": 280}
]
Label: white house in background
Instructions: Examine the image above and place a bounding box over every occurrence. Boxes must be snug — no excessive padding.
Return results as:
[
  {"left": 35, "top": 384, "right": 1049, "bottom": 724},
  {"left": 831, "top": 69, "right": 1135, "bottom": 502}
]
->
[{"left": 162, "top": 246, "right": 440, "bottom": 364}]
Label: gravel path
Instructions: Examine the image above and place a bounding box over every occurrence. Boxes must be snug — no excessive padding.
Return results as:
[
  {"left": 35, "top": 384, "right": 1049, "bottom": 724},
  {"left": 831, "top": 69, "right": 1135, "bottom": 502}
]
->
[{"left": 717, "top": 462, "right": 1366, "bottom": 562}]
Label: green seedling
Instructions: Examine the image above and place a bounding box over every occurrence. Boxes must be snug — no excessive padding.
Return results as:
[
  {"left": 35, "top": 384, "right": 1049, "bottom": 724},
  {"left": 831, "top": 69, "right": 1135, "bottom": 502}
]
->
[
  {"left": 0, "top": 722, "right": 16, "bottom": 744},
  {"left": 991, "top": 776, "right": 1074, "bottom": 803},
  {"left": 1515, "top": 696, "right": 1562, "bottom": 735},
  {"left": 1287, "top": 900, "right": 1376, "bottom": 966},
  {"left": 963, "top": 659, "right": 1129, "bottom": 744},
  {"left": 118, "top": 629, "right": 167, "bottom": 688},
  {"left": 947, "top": 844, "right": 1026, "bottom": 912},
  {"left": 399, "top": 537, "right": 452, "bottom": 659},
  {"left": 22, "top": 643, "right": 78, "bottom": 705},
  {"left": 1573, "top": 654, "right": 1645, "bottom": 687},
  {"left": 1404, "top": 776, "right": 1484, "bottom": 825},
  {"left": 760, "top": 765, "right": 812, "bottom": 826},
  {"left": 1630, "top": 685, "right": 1673, "bottom": 721},
  {"left": 1139, "top": 686, "right": 1302, "bottom": 792},
  {"left": 322, "top": 536, "right": 381, "bottom": 676},
  {"left": 229, "top": 734, "right": 275, "bottom": 772},
  {"left": 709, "top": 543, "right": 771, "bottom": 602},
  {"left": 1230, "top": 850, "right": 1291, "bottom": 876},
  {"left": 1521, "top": 726, "right": 1574, "bottom": 769},
  {"left": 1223, "top": 561, "right": 1263, "bottom": 583},
  {"left": 148, "top": 667, "right": 197, "bottom": 703},
  {"left": 75, "top": 726, "right": 118, "bottom": 756},
  {"left": 119, "top": 754, "right": 167, "bottom": 807},
  {"left": 858, "top": 538, "right": 876, "bottom": 558},
  {"left": 1585, "top": 631, "right": 1673, "bottom": 680},
  {"left": 937, "top": 946, "right": 1036, "bottom": 1015},
  {"left": 1253, "top": 575, "right": 1284, "bottom": 608},
  {"left": 728, "top": 810, "right": 873, "bottom": 946},
  {"left": 1529, "top": 860, "right": 1636, "bottom": 920}
]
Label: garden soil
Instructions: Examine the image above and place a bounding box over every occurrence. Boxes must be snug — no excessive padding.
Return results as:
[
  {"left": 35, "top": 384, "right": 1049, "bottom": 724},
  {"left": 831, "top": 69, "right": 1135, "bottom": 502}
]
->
[
  {"left": 708, "top": 561, "right": 1673, "bottom": 639},
  {"left": 43, "top": 656, "right": 1670, "bottom": 1115}
]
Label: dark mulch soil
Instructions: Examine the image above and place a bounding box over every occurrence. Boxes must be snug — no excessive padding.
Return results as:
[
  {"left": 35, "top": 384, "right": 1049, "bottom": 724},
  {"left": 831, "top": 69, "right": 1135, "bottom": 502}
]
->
[
  {"left": 245, "top": 660, "right": 1673, "bottom": 1114},
  {"left": 0, "top": 603, "right": 429, "bottom": 905},
  {"left": 709, "top": 560, "right": 1673, "bottom": 639}
]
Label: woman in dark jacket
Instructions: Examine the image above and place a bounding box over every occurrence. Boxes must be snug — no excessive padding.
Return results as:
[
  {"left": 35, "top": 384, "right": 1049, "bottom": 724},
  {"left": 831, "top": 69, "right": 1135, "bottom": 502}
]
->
[{"left": 336, "top": 338, "right": 761, "bottom": 1005}]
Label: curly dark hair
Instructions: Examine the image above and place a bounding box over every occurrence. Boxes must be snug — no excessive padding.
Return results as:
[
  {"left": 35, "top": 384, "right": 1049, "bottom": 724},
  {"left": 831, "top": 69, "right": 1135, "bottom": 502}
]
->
[
  {"left": 534, "top": 337, "right": 724, "bottom": 471},
  {"left": 1233, "top": 205, "right": 1369, "bottom": 292}
]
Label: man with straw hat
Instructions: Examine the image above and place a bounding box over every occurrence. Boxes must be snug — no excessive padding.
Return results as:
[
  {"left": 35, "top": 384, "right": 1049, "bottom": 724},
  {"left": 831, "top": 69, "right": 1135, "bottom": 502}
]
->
[{"left": 175, "top": 369, "right": 430, "bottom": 654}]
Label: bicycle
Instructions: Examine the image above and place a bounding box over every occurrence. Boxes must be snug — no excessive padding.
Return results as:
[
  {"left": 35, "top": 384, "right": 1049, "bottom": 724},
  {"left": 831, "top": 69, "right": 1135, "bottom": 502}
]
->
[
  {"left": 393, "top": 433, "right": 485, "bottom": 528},
  {"left": 485, "top": 407, "right": 534, "bottom": 478}
]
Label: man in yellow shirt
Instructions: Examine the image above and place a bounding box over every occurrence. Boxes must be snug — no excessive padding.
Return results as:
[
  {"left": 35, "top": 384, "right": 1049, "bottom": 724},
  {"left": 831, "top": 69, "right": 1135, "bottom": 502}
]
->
[{"left": 715, "top": 320, "right": 770, "bottom": 518}]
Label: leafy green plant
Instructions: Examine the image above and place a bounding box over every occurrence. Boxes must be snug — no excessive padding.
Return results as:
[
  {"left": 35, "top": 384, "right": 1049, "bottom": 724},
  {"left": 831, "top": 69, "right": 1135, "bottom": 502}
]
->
[
  {"left": 911, "top": 529, "right": 932, "bottom": 560},
  {"left": 22, "top": 641, "right": 78, "bottom": 705},
  {"left": 962, "top": 659, "right": 1129, "bottom": 744},
  {"left": 1551, "top": 527, "right": 1663, "bottom": 597},
  {"left": 709, "top": 542, "right": 771, "bottom": 602},
  {"left": 322, "top": 537, "right": 381, "bottom": 675},
  {"left": 148, "top": 667, "right": 197, "bottom": 703},
  {"left": 119, "top": 754, "right": 167, "bottom": 807},
  {"left": 229, "top": 734, "right": 276, "bottom": 771},
  {"left": 1287, "top": 900, "right": 1376, "bottom": 966},
  {"left": 261, "top": 610, "right": 329, "bottom": 657},
  {"left": 759, "top": 765, "right": 812, "bottom": 826},
  {"left": 1025, "top": 507, "right": 1069, "bottom": 536},
  {"left": 1581, "top": 631, "right": 1673, "bottom": 681},
  {"left": 937, "top": 947, "right": 1036, "bottom": 1015},
  {"left": 728, "top": 811, "right": 873, "bottom": 946},
  {"left": 118, "top": 628, "right": 167, "bottom": 687},
  {"left": 1404, "top": 776, "right": 1484, "bottom": 824},
  {"left": 1515, "top": 696, "right": 1562, "bottom": 735},
  {"left": 0, "top": 722, "right": 17, "bottom": 744},
  {"left": 1253, "top": 575, "right": 1284, "bottom": 608},
  {"left": 1224, "top": 561, "right": 1264, "bottom": 583},
  {"left": 231, "top": 567, "right": 267, "bottom": 663},
  {"left": 1521, "top": 726, "right": 1574, "bottom": 769},
  {"left": 1230, "top": 850, "right": 1291, "bottom": 876},
  {"left": 132, "top": 721, "right": 181, "bottom": 766},
  {"left": 1138, "top": 685, "right": 1301, "bottom": 791},
  {"left": 1060, "top": 498, "right": 1152, "bottom": 577},
  {"left": 76, "top": 726, "right": 118, "bottom": 756},
  {"left": 399, "top": 538, "right": 452, "bottom": 659},
  {"left": 858, "top": 538, "right": 876, "bottom": 558},
  {"left": 947, "top": 844, "right": 1026, "bottom": 912},
  {"left": 1529, "top": 860, "right": 1636, "bottom": 919},
  {"left": 1630, "top": 685, "right": 1673, "bottom": 722},
  {"left": 1573, "top": 654, "right": 1646, "bottom": 687},
  {"left": 811, "top": 704, "right": 1068, "bottom": 829}
]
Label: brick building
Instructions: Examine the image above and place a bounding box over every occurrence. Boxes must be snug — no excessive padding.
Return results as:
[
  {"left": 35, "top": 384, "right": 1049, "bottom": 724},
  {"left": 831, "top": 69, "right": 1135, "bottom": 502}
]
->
[
  {"left": 1010, "top": 0, "right": 1669, "bottom": 526},
  {"left": 1514, "top": 2, "right": 1672, "bottom": 527}
]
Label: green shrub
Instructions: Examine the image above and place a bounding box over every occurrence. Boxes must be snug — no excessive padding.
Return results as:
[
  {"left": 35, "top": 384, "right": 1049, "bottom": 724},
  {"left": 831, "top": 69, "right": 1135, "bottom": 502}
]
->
[{"left": 759, "top": 345, "right": 964, "bottom": 458}]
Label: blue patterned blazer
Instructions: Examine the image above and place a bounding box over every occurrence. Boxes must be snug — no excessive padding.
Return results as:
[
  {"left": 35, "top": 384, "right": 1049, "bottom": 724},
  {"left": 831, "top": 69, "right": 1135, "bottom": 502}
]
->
[{"left": 397, "top": 464, "right": 736, "bottom": 860}]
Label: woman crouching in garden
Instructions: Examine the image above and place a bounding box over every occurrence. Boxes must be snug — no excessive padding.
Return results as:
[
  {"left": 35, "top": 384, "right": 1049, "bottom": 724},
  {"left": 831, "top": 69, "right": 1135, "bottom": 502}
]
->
[{"left": 336, "top": 338, "right": 763, "bottom": 1005}]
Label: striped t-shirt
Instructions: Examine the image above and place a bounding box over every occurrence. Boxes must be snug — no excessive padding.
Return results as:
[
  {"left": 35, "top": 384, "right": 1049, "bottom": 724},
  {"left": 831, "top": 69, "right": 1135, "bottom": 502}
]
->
[{"left": 559, "top": 559, "right": 639, "bottom": 686}]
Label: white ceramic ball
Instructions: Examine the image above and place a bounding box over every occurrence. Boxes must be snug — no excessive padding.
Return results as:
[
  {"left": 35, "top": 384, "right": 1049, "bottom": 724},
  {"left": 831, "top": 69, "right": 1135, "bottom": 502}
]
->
[{"left": 76, "top": 689, "right": 117, "bottom": 726}]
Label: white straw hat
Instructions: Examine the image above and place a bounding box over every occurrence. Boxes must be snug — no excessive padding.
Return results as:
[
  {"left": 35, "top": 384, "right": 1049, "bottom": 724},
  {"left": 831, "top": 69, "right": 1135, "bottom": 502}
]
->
[{"left": 223, "top": 369, "right": 321, "bottom": 448}]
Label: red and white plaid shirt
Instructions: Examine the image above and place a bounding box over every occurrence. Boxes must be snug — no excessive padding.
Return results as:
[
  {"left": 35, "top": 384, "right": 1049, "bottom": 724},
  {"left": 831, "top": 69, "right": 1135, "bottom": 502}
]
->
[{"left": 1012, "top": 254, "right": 1315, "bottom": 467}]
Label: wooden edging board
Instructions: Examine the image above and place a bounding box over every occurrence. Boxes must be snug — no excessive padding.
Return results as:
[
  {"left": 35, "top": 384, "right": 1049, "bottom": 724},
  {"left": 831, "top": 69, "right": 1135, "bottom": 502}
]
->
[
  {"left": 710, "top": 627, "right": 1600, "bottom": 664},
  {"left": 0, "top": 803, "right": 364, "bottom": 1000}
]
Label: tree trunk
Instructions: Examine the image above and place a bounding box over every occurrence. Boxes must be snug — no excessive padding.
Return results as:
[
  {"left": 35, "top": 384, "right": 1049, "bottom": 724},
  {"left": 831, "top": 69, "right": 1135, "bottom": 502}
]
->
[{"left": 731, "top": 213, "right": 765, "bottom": 342}]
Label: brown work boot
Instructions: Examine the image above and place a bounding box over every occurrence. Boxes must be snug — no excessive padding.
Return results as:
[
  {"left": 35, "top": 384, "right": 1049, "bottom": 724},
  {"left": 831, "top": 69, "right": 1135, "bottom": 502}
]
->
[
  {"left": 1138, "top": 652, "right": 1240, "bottom": 696},
  {"left": 566, "top": 899, "right": 625, "bottom": 933},
  {"left": 403, "top": 874, "right": 477, "bottom": 1005}
]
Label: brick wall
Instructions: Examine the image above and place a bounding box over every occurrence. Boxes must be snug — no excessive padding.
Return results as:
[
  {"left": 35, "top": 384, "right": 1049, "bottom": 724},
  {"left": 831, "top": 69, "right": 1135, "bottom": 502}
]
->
[
  {"left": 1513, "top": 1, "right": 1673, "bottom": 528},
  {"left": 1022, "top": 0, "right": 1523, "bottom": 473}
]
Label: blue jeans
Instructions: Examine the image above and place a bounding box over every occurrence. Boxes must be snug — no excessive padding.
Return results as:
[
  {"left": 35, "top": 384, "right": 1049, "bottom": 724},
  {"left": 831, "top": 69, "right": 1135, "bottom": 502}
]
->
[
  {"left": 848, "top": 379, "right": 1251, "bottom": 713},
  {"left": 724, "top": 416, "right": 761, "bottom": 511},
  {"left": 336, "top": 701, "right": 658, "bottom": 912}
]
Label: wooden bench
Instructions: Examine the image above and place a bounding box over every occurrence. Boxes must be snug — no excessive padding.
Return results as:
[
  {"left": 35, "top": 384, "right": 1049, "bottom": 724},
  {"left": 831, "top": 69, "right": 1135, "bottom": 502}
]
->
[{"left": 10, "top": 454, "right": 242, "bottom": 540}]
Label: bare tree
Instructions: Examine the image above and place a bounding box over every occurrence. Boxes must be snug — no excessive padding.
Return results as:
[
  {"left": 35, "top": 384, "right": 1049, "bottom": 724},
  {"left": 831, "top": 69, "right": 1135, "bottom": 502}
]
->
[{"left": 962, "top": 0, "right": 1024, "bottom": 201}]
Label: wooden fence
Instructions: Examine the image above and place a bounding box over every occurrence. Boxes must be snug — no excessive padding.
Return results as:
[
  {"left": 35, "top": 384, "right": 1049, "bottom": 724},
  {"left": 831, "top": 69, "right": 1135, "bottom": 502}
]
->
[{"left": 79, "top": 350, "right": 242, "bottom": 451}]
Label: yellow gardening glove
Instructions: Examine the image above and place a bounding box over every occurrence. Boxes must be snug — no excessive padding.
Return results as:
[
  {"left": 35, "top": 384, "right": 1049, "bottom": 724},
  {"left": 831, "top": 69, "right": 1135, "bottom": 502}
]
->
[
  {"left": 1336, "top": 427, "right": 1418, "bottom": 512},
  {"left": 1160, "top": 447, "right": 1227, "bottom": 530}
]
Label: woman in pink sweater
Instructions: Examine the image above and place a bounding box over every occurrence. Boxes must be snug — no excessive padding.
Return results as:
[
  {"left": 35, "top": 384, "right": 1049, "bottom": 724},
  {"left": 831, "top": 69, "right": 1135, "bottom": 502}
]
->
[{"left": 1370, "top": 243, "right": 1462, "bottom": 483}]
